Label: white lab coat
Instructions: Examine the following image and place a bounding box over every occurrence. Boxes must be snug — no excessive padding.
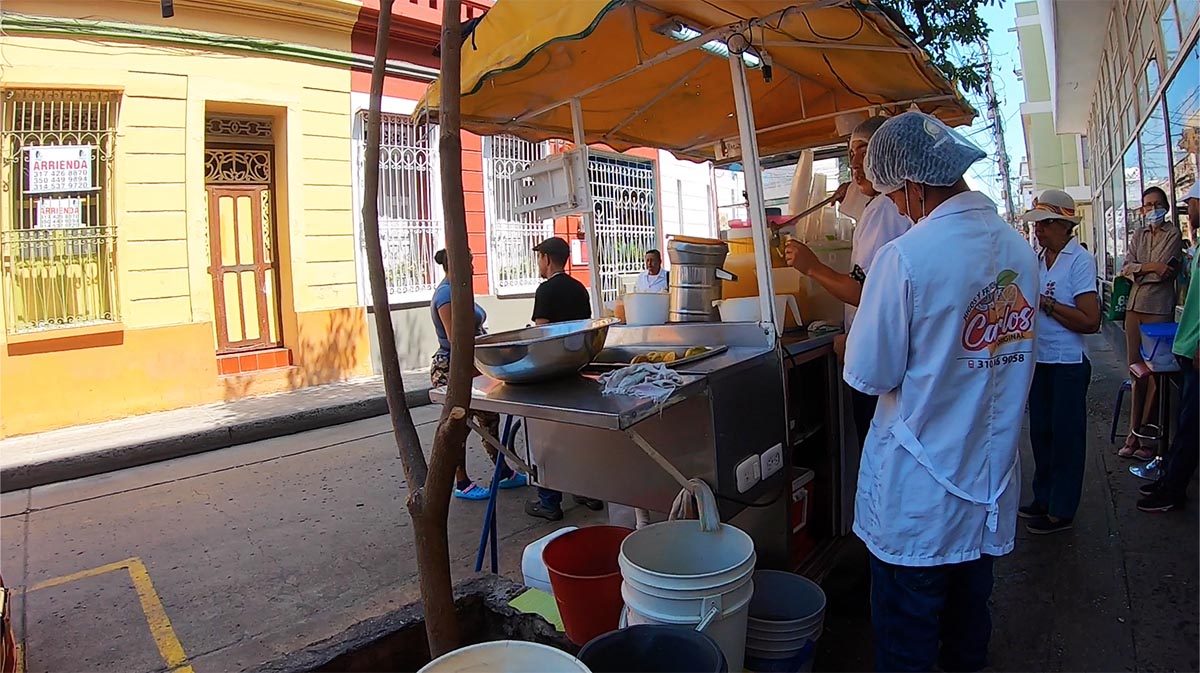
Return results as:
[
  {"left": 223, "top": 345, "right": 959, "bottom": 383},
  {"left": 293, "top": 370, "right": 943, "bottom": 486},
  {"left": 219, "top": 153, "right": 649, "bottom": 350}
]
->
[{"left": 844, "top": 191, "right": 1039, "bottom": 567}]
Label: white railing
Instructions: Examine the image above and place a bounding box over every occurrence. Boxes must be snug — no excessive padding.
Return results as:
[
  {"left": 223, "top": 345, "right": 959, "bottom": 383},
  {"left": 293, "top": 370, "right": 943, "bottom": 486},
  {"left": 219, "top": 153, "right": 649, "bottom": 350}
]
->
[
  {"left": 356, "top": 111, "right": 443, "bottom": 303},
  {"left": 588, "top": 153, "right": 658, "bottom": 304},
  {"left": 484, "top": 135, "right": 553, "bottom": 294}
]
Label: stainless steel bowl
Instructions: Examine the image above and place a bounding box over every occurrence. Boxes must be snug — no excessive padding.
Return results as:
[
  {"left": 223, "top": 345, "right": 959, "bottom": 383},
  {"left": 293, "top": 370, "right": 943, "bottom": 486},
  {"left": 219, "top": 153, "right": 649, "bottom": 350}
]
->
[{"left": 473, "top": 318, "right": 618, "bottom": 383}]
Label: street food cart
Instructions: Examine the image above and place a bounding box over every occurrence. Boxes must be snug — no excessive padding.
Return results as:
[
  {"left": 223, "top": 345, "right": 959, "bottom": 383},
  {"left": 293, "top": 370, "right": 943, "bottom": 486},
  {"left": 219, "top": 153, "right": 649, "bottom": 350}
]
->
[{"left": 419, "top": 0, "right": 975, "bottom": 575}]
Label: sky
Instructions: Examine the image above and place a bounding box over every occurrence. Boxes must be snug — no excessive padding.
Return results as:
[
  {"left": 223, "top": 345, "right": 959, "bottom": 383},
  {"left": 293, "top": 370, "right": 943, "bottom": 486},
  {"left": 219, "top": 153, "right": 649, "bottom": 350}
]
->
[{"left": 958, "top": 0, "right": 1029, "bottom": 215}]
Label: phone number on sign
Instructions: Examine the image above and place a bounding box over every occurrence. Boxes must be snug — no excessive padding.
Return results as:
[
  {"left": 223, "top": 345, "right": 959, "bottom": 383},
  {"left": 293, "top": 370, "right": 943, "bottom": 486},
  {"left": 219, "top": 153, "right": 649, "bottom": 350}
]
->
[{"left": 966, "top": 352, "right": 1028, "bottom": 369}]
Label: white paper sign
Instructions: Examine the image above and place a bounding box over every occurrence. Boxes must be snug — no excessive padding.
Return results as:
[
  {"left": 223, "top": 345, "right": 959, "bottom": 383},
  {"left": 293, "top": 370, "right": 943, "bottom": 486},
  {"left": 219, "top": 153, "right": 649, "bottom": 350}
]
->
[
  {"left": 26, "top": 145, "right": 94, "bottom": 194},
  {"left": 36, "top": 198, "right": 84, "bottom": 229}
]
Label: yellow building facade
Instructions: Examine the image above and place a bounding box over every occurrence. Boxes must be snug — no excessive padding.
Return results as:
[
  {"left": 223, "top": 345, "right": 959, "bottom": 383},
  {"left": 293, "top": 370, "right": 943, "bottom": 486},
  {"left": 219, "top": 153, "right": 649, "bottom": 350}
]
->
[{"left": 0, "top": 0, "right": 377, "bottom": 437}]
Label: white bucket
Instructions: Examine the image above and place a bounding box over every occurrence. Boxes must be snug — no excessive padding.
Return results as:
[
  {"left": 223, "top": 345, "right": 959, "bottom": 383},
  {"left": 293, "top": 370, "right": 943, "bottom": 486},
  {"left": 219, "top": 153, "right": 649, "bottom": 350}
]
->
[
  {"left": 624, "top": 292, "right": 670, "bottom": 326},
  {"left": 618, "top": 516, "right": 756, "bottom": 672},
  {"left": 521, "top": 527, "right": 578, "bottom": 595},
  {"left": 417, "top": 641, "right": 591, "bottom": 673}
]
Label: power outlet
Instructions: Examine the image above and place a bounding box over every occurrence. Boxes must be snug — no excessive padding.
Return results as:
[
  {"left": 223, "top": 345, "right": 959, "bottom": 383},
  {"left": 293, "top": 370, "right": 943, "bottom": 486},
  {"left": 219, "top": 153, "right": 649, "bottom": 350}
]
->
[
  {"left": 735, "top": 454, "right": 761, "bottom": 493},
  {"left": 760, "top": 443, "right": 784, "bottom": 479}
]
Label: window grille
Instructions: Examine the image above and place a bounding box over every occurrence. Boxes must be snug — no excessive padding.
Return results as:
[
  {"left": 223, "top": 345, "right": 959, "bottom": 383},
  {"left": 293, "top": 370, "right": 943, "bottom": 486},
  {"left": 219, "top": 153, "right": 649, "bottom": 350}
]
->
[
  {"left": 483, "top": 135, "right": 553, "bottom": 294},
  {"left": 588, "top": 153, "right": 658, "bottom": 304},
  {"left": 356, "top": 111, "right": 442, "bottom": 303},
  {"left": 1, "top": 88, "right": 120, "bottom": 334}
]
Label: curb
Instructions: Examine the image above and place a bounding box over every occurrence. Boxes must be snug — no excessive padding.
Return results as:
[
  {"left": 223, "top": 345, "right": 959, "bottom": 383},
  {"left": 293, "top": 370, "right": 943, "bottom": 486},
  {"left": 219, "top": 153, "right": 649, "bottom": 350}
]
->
[{"left": 0, "top": 387, "right": 431, "bottom": 494}]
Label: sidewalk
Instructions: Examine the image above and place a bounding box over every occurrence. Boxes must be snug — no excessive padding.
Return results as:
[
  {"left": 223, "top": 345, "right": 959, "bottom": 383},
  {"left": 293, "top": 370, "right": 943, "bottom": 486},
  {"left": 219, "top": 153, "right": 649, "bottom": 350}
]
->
[{"left": 0, "top": 370, "right": 433, "bottom": 493}]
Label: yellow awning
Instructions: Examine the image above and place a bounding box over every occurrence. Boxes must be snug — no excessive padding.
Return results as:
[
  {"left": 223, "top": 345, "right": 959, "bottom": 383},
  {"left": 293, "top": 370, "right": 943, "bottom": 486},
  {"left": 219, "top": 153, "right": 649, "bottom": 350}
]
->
[{"left": 416, "top": 0, "right": 976, "bottom": 160}]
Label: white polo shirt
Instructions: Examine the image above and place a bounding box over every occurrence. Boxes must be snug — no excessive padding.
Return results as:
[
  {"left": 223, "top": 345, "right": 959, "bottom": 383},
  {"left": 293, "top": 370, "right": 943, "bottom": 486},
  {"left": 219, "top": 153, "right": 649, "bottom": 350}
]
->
[
  {"left": 634, "top": 270, "right": 668, "bottom": 293},
  {"left": 1037, "top": 238, "right": 1098, "bottom": 364},
  {"left": 844, "top": 191, "right": 1039, "bottom": 567},
  {"left": 846, "top": 195, "right": 912, "bottom": 329}
]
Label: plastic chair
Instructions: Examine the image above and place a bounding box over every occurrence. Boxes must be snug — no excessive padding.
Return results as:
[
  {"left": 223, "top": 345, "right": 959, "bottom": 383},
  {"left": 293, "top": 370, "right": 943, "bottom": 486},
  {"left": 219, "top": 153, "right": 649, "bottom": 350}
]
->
[{"left": 1110, "top": 379, "right": 1132, "bottom": 444}]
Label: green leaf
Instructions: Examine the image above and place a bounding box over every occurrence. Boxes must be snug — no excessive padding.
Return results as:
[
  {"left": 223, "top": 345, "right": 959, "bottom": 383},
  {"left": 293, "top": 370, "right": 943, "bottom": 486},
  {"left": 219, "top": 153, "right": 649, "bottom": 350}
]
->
[{"left": 996, "top": 269, "right": 1018, "bottom": 287}]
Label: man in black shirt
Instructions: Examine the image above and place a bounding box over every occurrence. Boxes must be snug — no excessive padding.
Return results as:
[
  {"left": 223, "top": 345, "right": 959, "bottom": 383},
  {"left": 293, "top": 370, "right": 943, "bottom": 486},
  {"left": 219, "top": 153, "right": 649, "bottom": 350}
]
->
[{"left": 524, "top": 237, "right": 604, "bottom": 521}]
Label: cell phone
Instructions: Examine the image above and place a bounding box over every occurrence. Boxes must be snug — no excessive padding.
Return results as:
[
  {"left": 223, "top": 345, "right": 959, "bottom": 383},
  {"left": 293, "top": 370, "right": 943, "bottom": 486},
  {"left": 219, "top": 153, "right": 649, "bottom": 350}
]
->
[{"left": 1168, "top": 257, "right": 1181, "bottom": 271}]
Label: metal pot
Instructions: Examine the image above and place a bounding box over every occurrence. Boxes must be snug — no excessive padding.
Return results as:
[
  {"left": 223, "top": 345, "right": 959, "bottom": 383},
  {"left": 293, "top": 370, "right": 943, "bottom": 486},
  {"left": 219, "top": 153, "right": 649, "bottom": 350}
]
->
[
  {"left": 474, "top": 318, "right": 617, "bottom": 383},
  {"left": 667, "top": 238, "right": 731, "bottom": 322}
]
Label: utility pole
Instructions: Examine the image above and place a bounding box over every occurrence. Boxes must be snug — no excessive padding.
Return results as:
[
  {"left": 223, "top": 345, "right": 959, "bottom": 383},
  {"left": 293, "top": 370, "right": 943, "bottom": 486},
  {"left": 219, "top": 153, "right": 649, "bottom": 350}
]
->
[{"left": 979, "top": 38, "right": 1017, "bottom": 227}]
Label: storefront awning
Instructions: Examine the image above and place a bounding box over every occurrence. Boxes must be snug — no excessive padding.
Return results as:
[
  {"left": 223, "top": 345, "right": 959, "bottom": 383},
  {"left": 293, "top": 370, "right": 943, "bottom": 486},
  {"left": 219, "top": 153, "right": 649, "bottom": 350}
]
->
[{"left": 415, "top": 0, "right": 976, "bottom": 160}]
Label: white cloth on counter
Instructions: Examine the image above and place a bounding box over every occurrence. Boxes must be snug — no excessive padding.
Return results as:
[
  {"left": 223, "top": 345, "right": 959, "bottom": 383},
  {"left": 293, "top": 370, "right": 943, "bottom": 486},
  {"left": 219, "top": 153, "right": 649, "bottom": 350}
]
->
[{"left": 598, "top": 363, "right": 684, "bottom": 404}]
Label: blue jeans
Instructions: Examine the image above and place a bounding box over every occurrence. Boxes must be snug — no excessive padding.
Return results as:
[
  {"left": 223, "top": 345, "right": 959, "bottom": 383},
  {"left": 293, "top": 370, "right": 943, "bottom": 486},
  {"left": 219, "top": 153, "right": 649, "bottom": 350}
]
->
[
  {"left": 1028, "top": 358, "right": 1092, "bottom": 519},
  {"left": 869, "top": 554, "right": 995, "bottom": 672},
  {"left": 1159, "top": 361, "right": 1198, "bottom": 499},
  {"left": 538, "top": 487, "right": 562, "bottom": 510}
]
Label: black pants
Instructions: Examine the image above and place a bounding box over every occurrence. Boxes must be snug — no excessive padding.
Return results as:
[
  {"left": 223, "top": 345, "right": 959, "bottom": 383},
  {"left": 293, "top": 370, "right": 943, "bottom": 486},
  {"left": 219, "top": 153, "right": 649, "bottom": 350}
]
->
[
  {"left": 1158, "top": 359, "right": 1198, "bottom": 499},
  {"left": 870, "top": 554, "right": 995, "bottom": 672},
  {"left": 851, "top": 389, "right": 878, "bottom": 448},
  {"left": 1028, "top": 359, "right": 1092, "bottom": 519}
]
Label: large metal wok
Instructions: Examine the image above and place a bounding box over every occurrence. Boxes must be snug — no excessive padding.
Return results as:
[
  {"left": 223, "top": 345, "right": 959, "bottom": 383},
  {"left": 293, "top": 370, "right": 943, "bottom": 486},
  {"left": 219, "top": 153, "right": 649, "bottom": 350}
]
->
[{"left": 474, "top": 318, "right": 618, "bottom": 383}]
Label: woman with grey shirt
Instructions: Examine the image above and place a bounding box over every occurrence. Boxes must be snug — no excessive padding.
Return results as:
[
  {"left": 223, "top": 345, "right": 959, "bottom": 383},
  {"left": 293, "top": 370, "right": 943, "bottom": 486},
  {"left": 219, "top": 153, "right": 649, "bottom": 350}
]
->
[{"left": 1119, "top": 186, "right": 1184, "bottom": 460}]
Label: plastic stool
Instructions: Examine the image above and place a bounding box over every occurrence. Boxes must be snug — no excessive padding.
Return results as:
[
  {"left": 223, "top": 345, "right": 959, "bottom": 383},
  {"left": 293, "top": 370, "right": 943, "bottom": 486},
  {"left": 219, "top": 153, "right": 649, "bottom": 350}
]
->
[{"left": 1110, "top": 379, "right": 1132, "bottom": 444}]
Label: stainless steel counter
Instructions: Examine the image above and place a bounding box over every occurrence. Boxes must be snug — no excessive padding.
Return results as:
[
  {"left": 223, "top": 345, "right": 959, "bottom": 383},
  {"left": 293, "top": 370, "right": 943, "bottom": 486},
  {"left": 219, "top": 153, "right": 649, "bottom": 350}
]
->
[
  {"left": 429, "top": 371, "right": 707, "bottom": 431},
  {"left": 428, "top": 322, "right": 777, "bottom": 431},
  {"left": 781, "top": 329, "right": 840, "bottom": 357}
]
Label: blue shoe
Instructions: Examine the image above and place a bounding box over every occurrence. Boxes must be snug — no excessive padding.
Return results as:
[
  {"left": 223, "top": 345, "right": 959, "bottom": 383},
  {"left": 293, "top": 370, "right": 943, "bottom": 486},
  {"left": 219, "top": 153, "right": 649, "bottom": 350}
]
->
[
  {"left": 497, "top": 472, "right": 528, "bottom": 489},
  {"left": 454, "top": 482, "right": 490, "bottom": 501}
]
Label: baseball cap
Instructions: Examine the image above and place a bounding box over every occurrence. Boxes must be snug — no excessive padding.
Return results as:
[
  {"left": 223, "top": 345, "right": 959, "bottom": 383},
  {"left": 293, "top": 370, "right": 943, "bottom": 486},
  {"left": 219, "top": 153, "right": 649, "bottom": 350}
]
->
[
  {"left": 1021, "top": 189, "right": 1082, "bottom": 224},
  {"left": 533, "top": 236, "right": 570, "bottom": 259}
]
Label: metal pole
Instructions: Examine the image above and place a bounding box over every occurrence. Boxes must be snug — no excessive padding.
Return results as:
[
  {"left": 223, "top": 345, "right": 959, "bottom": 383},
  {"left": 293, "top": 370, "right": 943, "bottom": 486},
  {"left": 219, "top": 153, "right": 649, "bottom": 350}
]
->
[
  {"left": 570, "top": 98, "right": 604, "bottom": 319},
  {"left": 728, "top": 53, "right": 776, "bottom": 342}
]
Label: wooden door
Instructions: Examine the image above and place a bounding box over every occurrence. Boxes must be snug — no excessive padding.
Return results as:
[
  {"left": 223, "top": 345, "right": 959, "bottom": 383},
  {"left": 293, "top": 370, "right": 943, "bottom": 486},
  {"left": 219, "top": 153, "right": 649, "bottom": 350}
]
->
[{"left": 206, "top": 186, "right": 281, "bottom": 353}]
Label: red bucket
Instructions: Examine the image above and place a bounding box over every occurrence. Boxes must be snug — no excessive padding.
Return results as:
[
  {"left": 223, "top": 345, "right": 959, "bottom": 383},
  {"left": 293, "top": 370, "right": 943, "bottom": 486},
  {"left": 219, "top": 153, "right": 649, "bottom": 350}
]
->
[{"left": 543, "top": 525, "right": 633, "bottom": 645}]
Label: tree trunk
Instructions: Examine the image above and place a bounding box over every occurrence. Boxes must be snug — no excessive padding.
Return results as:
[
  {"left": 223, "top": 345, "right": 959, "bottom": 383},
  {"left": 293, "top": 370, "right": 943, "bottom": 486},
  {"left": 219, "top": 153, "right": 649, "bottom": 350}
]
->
[
  {"left": 423, "top": 0, "right": 473, "bottom": 654},
  {"left": 360, "top": 0, "right": 462, "bottom": 658}
]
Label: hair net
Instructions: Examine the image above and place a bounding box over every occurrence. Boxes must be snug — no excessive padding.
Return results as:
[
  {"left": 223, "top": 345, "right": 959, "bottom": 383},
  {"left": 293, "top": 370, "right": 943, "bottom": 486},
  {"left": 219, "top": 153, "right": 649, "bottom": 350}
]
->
[
  {"left": 865, "top": 111, "right": 986, "bottom": 194},
  {"left": 850, "top": 116, "right": 889, "bottom": 145}
]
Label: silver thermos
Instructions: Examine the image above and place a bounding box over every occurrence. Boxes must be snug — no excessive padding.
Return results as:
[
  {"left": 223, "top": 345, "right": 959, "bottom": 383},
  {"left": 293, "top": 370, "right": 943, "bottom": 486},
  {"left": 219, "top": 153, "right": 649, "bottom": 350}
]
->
[{"left": 666, "top": 238, "right": 732, "bottom": 322}]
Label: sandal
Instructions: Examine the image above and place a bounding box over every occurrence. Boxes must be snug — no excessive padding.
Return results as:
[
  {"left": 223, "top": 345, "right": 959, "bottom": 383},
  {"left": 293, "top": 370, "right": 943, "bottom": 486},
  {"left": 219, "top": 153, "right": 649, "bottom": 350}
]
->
[{"left": 1117, "top": 435, "right": 1141, "bottom": 458}]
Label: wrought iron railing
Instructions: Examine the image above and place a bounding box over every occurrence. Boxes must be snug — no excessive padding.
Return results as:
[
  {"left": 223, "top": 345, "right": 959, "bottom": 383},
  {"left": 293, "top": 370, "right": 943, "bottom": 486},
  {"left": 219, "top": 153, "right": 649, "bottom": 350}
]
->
[
  {"left": 357, "top": 111, "right": 443, "bottom": 302},
  {"left": 1, "top": 226, "right": 119, "bottom": 332}
]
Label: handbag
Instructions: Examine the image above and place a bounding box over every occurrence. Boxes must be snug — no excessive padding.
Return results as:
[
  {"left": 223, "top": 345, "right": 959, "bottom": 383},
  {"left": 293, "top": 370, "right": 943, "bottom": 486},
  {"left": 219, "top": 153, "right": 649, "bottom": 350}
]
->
[{"left": 1107, "top": 275, "right": 1131, "bottom": 321}]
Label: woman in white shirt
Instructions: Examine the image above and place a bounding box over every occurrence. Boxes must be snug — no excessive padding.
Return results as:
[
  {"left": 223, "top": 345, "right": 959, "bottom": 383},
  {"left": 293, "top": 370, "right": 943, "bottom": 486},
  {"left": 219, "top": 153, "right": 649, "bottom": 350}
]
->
[{"left": 1018, "top": 190, "right": 1101, "bottom": 535}]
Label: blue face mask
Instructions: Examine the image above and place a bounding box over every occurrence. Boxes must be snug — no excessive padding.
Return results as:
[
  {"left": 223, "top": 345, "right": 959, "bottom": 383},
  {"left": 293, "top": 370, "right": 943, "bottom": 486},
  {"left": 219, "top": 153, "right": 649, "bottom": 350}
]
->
[{"left": 1146, "top": 207, "right": 1168, "bottom": 227}]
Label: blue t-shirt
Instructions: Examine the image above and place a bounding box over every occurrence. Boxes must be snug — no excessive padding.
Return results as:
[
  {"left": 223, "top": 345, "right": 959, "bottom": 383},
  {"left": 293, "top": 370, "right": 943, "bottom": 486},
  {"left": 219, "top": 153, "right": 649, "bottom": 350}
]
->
[{"left": 431, "top": 279, "right": 486, "bottom": 354}]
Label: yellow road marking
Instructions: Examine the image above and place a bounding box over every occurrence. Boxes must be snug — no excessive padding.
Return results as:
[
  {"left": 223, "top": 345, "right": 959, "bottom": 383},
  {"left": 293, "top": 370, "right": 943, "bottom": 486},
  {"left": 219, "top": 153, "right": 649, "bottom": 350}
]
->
[{"left": 26, "top": 557, "right": 193, "bottom": 673}]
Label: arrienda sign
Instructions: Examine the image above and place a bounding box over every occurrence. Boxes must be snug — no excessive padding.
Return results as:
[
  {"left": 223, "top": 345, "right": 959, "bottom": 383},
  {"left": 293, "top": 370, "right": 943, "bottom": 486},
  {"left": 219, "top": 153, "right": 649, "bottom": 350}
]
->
[{"left": 26, "top": 145, "right": 94, "bottom": 194}]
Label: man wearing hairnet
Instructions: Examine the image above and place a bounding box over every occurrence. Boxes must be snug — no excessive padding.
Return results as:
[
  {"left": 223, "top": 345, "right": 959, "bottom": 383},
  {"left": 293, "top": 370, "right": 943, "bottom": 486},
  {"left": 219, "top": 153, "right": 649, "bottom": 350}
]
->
[
  {"left": 843, "top": 112, "right": 1039, "bottom": 671},
  {"left": 785, "top": 116, "right": 911, "bottom": 447}
]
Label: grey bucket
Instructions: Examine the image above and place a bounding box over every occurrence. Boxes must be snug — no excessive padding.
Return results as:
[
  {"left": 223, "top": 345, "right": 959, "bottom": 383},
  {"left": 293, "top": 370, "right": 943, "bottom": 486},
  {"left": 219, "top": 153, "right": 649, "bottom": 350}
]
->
[{"left": 744, "top": 570, "right": 826, "bottom": 673}]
